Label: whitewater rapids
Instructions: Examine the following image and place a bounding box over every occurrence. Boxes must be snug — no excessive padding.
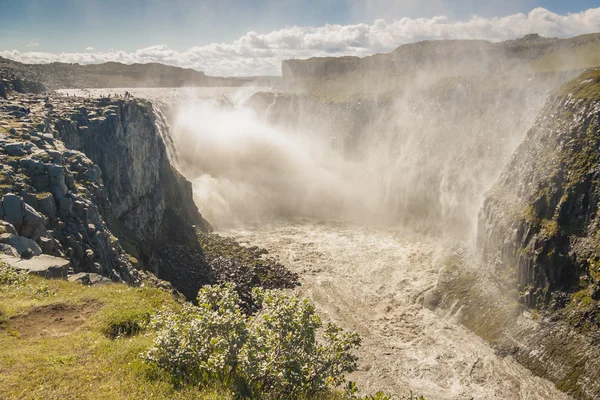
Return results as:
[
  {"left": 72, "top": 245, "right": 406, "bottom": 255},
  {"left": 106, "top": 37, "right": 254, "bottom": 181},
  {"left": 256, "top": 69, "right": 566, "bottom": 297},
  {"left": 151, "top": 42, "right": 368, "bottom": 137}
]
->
[
  {"left": 61, "top": 87, "right": 570, "bottom": 399},
  {"left": 221, "top": 220, "right": 568, "bottom": 399}
]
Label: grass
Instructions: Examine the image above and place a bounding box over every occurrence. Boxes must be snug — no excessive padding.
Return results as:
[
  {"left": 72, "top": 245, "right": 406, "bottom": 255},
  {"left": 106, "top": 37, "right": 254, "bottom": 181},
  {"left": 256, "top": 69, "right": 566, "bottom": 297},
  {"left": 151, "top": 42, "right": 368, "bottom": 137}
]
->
[
  {"left": 0, "top": 276, "right": 229, "bottom": 399},
  {"left": 555, "top": 69, "right": 600, "bottom": 101},
  {"left": 0, "top": 275, "right": 348, "bottom": 400}
]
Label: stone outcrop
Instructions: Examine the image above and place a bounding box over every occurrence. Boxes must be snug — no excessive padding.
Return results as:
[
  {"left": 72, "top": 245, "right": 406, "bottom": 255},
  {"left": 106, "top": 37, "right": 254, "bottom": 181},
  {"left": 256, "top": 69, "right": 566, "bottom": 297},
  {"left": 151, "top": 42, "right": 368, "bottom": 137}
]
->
[
  {"left": 0, "top": 69, "right": 46, "bottom": 99},
  {"left": 475, "top": 70, "right": 600, "bottom": 397},
  {"left": 0, "top": 82, "right": 215, "bottom": 298},
  {"left": 1, "top": 253, "right": 70, "bottom": 278},
  {"left": 479, "top": 69, "right": 600, "bottom": 307},
  {"left": 49, "top": 96, "right": 213, "bottom": 299}
]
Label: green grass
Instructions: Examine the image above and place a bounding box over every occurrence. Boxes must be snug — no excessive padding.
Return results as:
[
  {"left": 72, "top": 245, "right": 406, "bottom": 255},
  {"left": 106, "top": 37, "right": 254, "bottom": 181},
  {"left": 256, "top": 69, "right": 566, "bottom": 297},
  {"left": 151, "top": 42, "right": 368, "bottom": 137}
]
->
[
  {"left": 0, "top": 276, "right": 229, "bottom": 399},
  {"left": 555, "top": 69, "right": 600, "bottom": 100},
  {"left": 0, "top": 276, "right": 348, "bottom": 400}
]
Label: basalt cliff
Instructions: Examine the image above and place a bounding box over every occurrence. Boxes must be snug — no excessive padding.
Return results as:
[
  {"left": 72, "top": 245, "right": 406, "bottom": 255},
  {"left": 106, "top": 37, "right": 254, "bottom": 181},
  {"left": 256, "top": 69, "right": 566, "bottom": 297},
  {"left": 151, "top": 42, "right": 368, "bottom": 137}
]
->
[{"left": 0, "top": 82, "right": 216, "bottom": 299}]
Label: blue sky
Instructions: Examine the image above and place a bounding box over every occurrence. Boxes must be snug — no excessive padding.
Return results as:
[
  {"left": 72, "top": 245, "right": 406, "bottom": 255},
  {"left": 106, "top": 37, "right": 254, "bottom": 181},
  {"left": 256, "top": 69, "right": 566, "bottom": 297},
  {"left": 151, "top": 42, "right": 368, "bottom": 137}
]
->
[
  {"left": 1, "top": 0, "right": 599, "bottom": 75},
  {"left": 0, "top": 0, "right": 597, "bottom": 52}
]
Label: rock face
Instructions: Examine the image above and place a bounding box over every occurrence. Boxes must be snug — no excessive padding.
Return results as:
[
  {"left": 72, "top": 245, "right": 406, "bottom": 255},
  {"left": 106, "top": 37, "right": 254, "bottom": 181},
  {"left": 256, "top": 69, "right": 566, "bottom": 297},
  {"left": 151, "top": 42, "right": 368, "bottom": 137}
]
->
[
  {"left": 477, "top": 69, "right": 600, "bottom": 398},
  {"left": 479, "top": 69, "right": 600, "bottom": 307},
  {"left": 51, "top": 97, "right": 213, "bottom": 299},
  {"left": 0, "top": 81, "right": 214, "bottom": 298},
  {"left": 0, "top": 254, "right": 69, "bottom": 278}
]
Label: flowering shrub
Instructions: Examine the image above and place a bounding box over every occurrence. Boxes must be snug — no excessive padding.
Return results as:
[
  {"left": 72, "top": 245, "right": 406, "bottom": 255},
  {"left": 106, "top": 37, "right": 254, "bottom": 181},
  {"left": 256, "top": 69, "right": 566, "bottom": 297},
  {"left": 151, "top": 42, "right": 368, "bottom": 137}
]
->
[
  {"left": 0, "top": 262, "right": 28, "bottom": 287},
  {"left": 143, "top": 284, "right": 361, "bottom": 398}
]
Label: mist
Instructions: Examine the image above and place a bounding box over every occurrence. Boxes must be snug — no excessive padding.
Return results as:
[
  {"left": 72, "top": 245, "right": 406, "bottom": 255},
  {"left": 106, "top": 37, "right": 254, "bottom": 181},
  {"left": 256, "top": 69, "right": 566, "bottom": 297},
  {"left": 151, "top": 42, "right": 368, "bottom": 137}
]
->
[{"left": 120, "top": 70, "right": 562, "bottom": 238}]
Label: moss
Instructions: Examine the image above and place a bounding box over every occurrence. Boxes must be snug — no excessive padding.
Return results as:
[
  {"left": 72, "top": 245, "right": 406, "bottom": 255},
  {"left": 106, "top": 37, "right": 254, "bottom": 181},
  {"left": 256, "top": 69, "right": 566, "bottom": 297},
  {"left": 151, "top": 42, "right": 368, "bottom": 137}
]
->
[
  {"left": 555, "top": 69, "right": 600, "bottom": 101},
  {"left": 540, "top": 219, "right": 559, "bottom": 239},
  {"left": 521, "top": 205, "right": 540, "bottom": 227},
  {"left": 35, "top": 192, "right": 52, "bottom": 200}
]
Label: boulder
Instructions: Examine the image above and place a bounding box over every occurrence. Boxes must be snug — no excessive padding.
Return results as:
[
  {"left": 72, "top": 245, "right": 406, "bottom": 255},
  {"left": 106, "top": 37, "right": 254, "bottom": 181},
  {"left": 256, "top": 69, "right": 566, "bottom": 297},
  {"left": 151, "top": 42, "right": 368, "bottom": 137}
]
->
[
  {"left": 37, "top": 193, "right": 56, "bottom": 218},
  {"left": 47, "top": 164, "right": 68, "bottom": 198},
  {"left": 0, "top": 244, "right": 19, "bottom": 257},
  {"left": 2, "top": 193, "right": 25, "bottom": 231},
  {"left": 0, "top": 220, "right": 17, "bottom": 235},
  {"left": 20, "top": 204, "right": 46, "bottom": 239},
  {"left": 39, "top": 236, "right": 60, "bottom": 256},
  {"left": 0, "top": 233, "right": 42, "bottom": 256},
  {"left": 68, "top": 272, "right": 111, "bottom": 286},
  {"left": 0, "top": 254, "right": 69, "bottom": 279},
  {"left": 4, "top": 142, "right": 25, "bottom": 156}
]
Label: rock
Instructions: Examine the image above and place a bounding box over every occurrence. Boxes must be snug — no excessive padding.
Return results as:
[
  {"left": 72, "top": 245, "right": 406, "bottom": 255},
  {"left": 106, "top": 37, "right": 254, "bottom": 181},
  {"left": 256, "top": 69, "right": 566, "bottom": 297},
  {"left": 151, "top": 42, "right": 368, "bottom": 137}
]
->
[
  {"left": 0, "top": 244, "right": 19, "bottom": 257},
  {"left": 58, "top": 197, "right": 73, "bottom": 216},
  {"left": 0, "top": 233, "right": 42, "bottom": 256},
  {"left": 0, "top": 254, "right": 69, "bottom": 279},
  {"left": 4, "top": 142, "right": 25, "bottom": 156},
  {"left": 47, "top": 164, "right": 68, "bottom": 198},
  {"left": 36, "top": 193, "right": 56, "bottom": 218},
  {"left": 22, "top": 192, "right": 38, "bottom": 209},
  {"left": 39, "top": 235, "right": 57, "bottom": 250},
  {"left": 0, "top": 220, "right": 17, "bottom": 235},
  {"left": 19, "top": 156, "right": 45, "bottom": 175},
  {"left": 2, "top": 193, "right": 25, "bottom": 231},
  {"left": 20, "top": 203, "right": 46, "bottom": 239},
  {"left": 20, "top": 248, "right": 34, "bottom": 259},
  {"left": 422, "top": 288, "right": 442, "bottom": 310},
  {"left": 68, "top": 272, "right": 111, "bottom": 286}
]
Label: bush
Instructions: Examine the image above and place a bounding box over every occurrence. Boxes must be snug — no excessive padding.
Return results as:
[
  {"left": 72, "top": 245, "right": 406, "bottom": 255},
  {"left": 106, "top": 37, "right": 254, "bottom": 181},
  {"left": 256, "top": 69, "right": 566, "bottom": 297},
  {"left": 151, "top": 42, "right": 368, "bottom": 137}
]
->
[
  {"left": 0, "top": 262, "right": 28, "bottom": 287},
  {"left": 143, "top": 284, "right": 361, "bottom": 399}
]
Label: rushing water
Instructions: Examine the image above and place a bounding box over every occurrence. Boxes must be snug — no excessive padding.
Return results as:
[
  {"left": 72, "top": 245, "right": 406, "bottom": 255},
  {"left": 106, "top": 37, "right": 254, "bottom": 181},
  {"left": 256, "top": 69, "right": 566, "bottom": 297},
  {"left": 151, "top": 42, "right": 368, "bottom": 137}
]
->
[{"left": 60, "top": 87, "right": 570, "bottom": 399}]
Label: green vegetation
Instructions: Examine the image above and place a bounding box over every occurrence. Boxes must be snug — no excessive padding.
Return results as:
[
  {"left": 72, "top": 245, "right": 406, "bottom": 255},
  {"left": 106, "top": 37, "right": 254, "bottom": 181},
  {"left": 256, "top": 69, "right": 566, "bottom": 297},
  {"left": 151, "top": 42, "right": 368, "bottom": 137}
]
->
[
  {"left": 0, "top": 268, "right": 418, "bottom": 399},
  {"left": 555, "top": 69, "right": 600, "bottom": 100},
  {"left": 0, "top": 273, "right": 225, "bottom": 399},
  {"left": 144, "top": 284, "right": 361, "bottom": 399},
  {"left": 0, "top": 262, "right": 29, "bottom": 287}
]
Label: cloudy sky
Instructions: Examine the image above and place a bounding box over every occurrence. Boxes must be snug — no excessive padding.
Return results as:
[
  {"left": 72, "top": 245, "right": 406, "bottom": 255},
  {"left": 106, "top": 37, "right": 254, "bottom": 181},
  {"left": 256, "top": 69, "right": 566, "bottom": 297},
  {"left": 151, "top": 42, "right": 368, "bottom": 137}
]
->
[{"left": 1, "top": 0, "right": 599, "bottom": 76}]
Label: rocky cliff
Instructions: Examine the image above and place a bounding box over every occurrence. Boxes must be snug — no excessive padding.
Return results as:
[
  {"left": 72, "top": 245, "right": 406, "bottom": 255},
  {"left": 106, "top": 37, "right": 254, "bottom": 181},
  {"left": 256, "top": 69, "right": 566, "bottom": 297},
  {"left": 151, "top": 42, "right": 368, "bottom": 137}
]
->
[
  {"left": 0, "top": 83, "right": 215, "bottom": 299},
  {"left": 0, "top": 57, "right": 278, "bottom": 90},
  {"left": 283, "top": 33, "right": 600, "bottom": 82},
  {"left": 479, "top": 69, "right": 600, "bottom": 310},
  {"left": 420, "top": 69, "right": 600, "bottom": 398}
]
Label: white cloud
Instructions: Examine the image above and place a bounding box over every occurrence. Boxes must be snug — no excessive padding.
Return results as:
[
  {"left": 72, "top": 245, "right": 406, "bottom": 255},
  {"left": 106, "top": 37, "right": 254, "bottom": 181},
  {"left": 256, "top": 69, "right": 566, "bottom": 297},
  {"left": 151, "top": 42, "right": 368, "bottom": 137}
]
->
[
  {"left": 25, "top": 39, "right": 39, "bottom": 48},
  {"left": 2, "top": 7, "right": 600, "bottom": 76},
  {"left": 85, "top": 46, "right": 95, "bottom": 51}
]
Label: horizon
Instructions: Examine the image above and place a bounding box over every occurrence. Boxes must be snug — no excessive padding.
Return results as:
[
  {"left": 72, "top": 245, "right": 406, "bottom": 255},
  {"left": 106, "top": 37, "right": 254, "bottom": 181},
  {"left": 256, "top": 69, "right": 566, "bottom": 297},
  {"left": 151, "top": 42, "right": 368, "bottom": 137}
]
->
[{"left": 1, "top": 1, "right": 600, "bottom": 76}]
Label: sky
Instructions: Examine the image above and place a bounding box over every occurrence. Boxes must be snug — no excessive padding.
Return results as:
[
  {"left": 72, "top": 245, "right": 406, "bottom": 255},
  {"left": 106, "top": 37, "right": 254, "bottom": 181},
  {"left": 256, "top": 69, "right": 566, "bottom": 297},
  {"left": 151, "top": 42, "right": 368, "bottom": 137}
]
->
[{"left": 0, "top": 0, "right": 599, "bottom": 76}]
